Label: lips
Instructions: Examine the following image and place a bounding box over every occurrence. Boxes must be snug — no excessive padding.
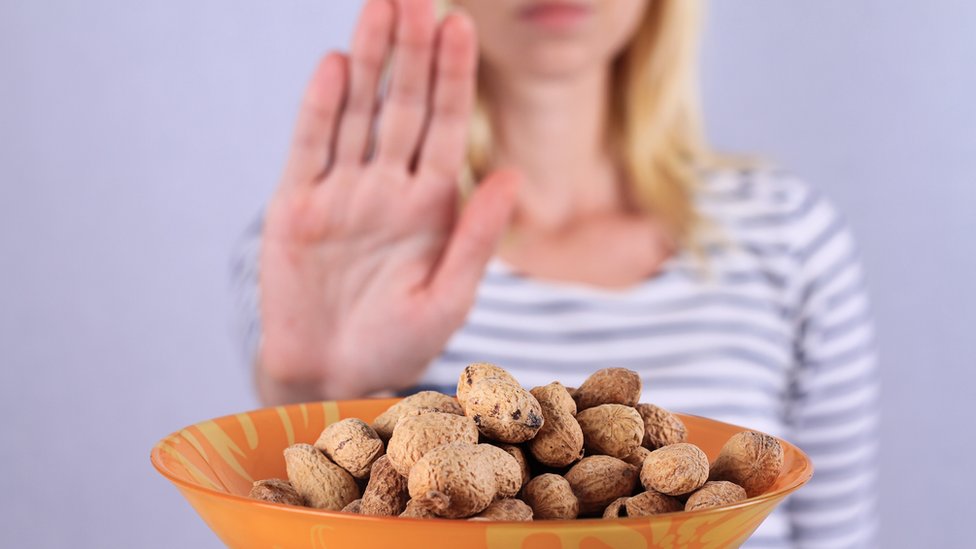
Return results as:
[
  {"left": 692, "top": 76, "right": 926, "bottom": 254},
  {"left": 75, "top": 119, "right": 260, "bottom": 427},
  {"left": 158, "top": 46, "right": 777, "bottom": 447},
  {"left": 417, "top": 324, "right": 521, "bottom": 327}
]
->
[{"left": 519, "top": 2, "right": 593, "bottom": 31}]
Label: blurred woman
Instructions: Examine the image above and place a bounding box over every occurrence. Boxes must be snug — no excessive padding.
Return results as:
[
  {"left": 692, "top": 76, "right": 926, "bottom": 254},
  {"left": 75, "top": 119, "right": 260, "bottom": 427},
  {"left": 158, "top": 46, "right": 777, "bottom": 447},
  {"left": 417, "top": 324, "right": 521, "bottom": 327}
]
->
[{"left": 234, "top": 1, "right": 878, "bottom": 546}]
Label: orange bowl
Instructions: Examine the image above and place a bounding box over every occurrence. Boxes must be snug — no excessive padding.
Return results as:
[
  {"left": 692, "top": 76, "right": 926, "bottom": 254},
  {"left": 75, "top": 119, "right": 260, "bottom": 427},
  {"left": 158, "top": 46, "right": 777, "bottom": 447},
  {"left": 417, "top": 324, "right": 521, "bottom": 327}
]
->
[{"left": 151, "top": 399, "right": 812, "bottom": 549}]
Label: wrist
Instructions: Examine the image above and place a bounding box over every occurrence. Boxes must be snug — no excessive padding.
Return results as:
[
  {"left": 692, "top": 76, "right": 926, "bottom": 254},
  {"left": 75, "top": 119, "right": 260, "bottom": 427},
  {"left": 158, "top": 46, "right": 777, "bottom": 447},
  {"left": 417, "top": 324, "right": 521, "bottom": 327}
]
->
[{"left": 256, "top": 342, "right": 373, "bottom": 403}]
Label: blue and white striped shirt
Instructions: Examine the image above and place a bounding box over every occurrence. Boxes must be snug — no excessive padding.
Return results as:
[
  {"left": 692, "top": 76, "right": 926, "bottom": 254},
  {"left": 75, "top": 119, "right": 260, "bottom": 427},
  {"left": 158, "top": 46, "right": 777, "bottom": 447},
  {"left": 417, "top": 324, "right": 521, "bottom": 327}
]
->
[{"left": 233, "top": 168, "right": 879, "bottom": 548}]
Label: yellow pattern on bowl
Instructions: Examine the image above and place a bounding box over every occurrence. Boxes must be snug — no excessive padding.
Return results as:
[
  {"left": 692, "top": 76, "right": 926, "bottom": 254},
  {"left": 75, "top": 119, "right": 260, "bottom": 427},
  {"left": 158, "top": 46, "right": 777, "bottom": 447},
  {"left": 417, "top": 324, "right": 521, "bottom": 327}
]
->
[{"left": 151, "top": 398, "right": 812, "bottom": 548}]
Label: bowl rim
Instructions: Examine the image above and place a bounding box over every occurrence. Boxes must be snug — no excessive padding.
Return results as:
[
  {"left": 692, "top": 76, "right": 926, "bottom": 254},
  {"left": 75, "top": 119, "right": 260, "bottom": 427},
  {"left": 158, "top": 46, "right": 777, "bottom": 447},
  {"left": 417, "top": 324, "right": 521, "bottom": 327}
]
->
[{"left": 151, "top": 399, "right": 814, "bottom": 526}]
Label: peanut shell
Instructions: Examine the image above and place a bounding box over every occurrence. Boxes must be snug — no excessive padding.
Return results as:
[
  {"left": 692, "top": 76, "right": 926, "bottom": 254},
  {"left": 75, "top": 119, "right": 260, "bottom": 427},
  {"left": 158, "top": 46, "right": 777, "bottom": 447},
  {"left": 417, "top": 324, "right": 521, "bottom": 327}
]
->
[
  {"left": 575, "top": 404, "right": 644, "bottom": 459},
  {"left": 463, "top": 378, "right": 544, "bottom": 443},
  {"left": 522, "top": 474, "right": 579, "bottom": 520},
  {"left": 493, "top": 443, "right": 531, "bottom": 489},
  {"left": 709, "top": 431, "right": 784, "bottom": 497},
  {"left": 640, "top": 443, "right": 709, "bottom": 496},
  {"left": 685, "top": 481, "right": 747, "bottom": 511},
  {"left": 602, "top": 491, "right": 682, "bottom": 518},
  {"left": 456, "top": 363, "right": 519, "bottom": 407},
  {"left": 407, "top": 442, "right": 500, "bottom": 518},
  {"left": 314, "top": 418, "right": 385, "bottom": 479},
  {"left": 371, "top": 392, "right": 463, "bottom": 441},
  {"left": 573, "top": 368, "right": 642, "bottom": 410},
  {"left": 564, "top": 455, "right": 639, "bottom": 515},
  {"left": 623, "top": 446, "right": 652, "bottom": 468},
  {"left": 468, "top": 498, "right": 534, "bottom": 521},
  {"left": 625, "top": 490, "right": 683, "bottom": 516},
  {"left": 527, "top": 398, "right": 584, "bottom": 468},
  {"left": 602, "top": 497, "right": 629, "bottom": 519},
  {"left": 248, "top": 478, "right": 304, "bottom": 506},
  {"left": 474, "top": 444, "right": 523, "bottom": 499},
  {"left": 386, "top": 411, "right": 479, "bottom": 476},
  {"left": 360, "top": 455, "right": 409, "bottom": 516},
  {"left": 635, "top": 403, "right": 687, "bottom": 449},
  {"left": 530, "top": 382, "right": 577, "bottom": 417},
  {"left": 399, "top": 498, "right": 438, "bottom": 518},
  {"left": 283, "top": 443, "right": 360, "bottom": 510}
]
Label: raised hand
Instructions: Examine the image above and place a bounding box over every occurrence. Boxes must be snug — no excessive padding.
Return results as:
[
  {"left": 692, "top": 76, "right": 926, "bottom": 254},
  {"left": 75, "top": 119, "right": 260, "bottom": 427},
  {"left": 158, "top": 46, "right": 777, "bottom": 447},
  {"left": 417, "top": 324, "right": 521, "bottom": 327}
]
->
[{"left": 257, "top": 0, "right": 519, "bottom": 403}]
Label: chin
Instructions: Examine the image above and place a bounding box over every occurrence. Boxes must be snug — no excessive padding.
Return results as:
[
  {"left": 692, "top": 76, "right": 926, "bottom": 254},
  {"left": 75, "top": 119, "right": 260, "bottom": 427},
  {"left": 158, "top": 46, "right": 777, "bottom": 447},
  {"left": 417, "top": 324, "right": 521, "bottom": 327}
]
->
[{"left": 488, "top": 43, "right": 604, "bottom": 81}]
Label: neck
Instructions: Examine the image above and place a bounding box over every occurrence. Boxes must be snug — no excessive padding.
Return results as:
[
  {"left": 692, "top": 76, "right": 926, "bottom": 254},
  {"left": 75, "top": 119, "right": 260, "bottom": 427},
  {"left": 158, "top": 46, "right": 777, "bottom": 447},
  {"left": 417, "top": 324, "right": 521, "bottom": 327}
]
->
[{"left": 482, "top": 65, "right": 624, "bottom": 230}]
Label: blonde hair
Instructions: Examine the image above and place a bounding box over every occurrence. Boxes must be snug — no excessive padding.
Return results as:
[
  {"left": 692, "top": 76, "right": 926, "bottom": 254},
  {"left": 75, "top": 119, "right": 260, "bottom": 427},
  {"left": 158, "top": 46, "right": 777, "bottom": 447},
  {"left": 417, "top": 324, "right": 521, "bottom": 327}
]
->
[{"left": 452, "top": 0, "right": 712, "bottom": 249}]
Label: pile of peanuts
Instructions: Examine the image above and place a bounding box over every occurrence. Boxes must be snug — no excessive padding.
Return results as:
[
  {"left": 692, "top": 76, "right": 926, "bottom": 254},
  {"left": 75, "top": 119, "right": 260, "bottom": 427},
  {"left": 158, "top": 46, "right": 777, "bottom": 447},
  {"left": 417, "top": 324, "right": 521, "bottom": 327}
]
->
[{"left": 249, "top": 364, "right": 784, "bottom": 520}]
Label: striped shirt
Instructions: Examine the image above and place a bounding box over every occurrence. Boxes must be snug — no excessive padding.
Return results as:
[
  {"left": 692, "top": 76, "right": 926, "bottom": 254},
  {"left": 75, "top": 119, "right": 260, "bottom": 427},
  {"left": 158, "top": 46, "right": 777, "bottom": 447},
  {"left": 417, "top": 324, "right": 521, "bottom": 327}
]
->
[{"left": 232, "top": 168, "right": 879, "bottom": 548}]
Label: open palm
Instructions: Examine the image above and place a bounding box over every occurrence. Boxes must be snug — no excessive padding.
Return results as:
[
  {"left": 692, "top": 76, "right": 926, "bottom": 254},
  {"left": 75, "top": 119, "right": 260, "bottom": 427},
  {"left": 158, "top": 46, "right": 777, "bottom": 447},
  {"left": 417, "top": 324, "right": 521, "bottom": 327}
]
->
[{"left": 259, "top": 0, "right": 519, "bottom": 400}]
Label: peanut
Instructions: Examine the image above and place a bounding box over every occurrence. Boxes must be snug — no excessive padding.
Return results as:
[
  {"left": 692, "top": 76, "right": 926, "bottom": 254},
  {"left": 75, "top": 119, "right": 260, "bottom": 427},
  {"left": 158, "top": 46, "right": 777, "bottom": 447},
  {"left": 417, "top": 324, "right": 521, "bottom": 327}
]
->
[
  {"left": 283, "top": 443, "right": 360, "bottom": 510},
  {"left": 528, "top": 383, "right": 584, "bottom": 467},
  {"left": 640, "top": 443, "right": 709, "bottom": 496},
  {"left": 314, "top": 418, "right": 384, "bottom": 480},
  {"left": 685, "top": 481, "right": 747, "bottom": 512},
  {"left": 399, "top": 498, "right": 439, "bottom": 519},
  {"left": 635, "top": 403, "right": 687, "bottom": 449},
  {"left": 360, "top": 455, "right": 409, "bottom": 516},
  {"left": 575, "top": 404, "right": 644, "bottom": 459},
  {"left": 624, "top": 490, "right": 683, "bottom": 516},
  {"left": 248, "top": 479, "right": 304, "bottom": 506},
  {"left": 371, "top": 391, "right": 463, "bottom": 441},
  {"left": 708, "top": 431, "right": 784, "bottom": 497},
  {"left": 341, "top": 498, "right": 362, "bottom": 513},
  {"left": 623, "top": 446, "right": 652, "bottom": 468},
  {"left": 386, "top": 411, "right": 479, "bottom": 476},
  {"left": 462, "top": 378, "right": 544, "bottom": 443},
  {"left": 474, "top": 444, "right": 523, "bottom": 499},
  {"left": 407, "top": 442, "right": 506, "bottom": 518},
  {"left": 530, "top": 382, "right": 577, "bottom": 417},
  {"left": 564, "top": 455, "right": 639, "bottom": 515},
  {"left": 252, "top": 363, "right": 785, "bottom": 521},
  {"left": 602, "top": 497, "right": 628, "bottom": 519},
  {"left": 468, "top": 498, "right": 534, "bottom": 521},
  {"left": 456, "top": 363, "right": 519, "bottom": 407},
  {"left": 602, "top": 490, "right": 682, "bottom": 518},
  {"left": 573, "top": 368, "right": 642, "bottom": 410},
  {"left": 493, "top": 443, "right": 531, "bottom": 490},
  {"left": 522, "top": 474, "right": 579, "bottom": 520}
]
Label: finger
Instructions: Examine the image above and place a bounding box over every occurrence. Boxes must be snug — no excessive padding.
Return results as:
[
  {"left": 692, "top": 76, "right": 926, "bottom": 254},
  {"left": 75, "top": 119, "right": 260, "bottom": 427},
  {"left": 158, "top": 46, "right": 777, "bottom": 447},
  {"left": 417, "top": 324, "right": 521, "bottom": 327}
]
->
[
  {"left": 333, "top": 0, "right": 395, "bottom": 168},
  {"left": 283, "top": 52, "right": 348, "bottom": 184},
  {"left": 428, "top": 169, "right": 521, "bottom": 313},
  {"left": 373, "top": 0, "right": 437, "bottom": 168},
  {"left": 416, "top": 12, "right": 477, "bottom": 183}
]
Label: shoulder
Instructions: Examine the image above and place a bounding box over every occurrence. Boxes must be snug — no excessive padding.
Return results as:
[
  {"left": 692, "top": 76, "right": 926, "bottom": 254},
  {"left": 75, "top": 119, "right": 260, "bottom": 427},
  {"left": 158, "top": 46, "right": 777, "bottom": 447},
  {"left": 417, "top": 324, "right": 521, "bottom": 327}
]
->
[
  {"left": 697, "top": 166, "right": 825, "bottom": 229},
  {"left": 696, "top": 166, "right": 852, "bottom": 263}
]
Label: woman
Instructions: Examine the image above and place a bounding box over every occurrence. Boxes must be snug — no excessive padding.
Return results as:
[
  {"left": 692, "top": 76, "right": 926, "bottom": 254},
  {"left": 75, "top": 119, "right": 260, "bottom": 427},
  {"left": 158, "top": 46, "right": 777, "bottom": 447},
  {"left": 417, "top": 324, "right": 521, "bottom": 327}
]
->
[{"left": 233, "top": 0, "right": 878, "bottom": 546}]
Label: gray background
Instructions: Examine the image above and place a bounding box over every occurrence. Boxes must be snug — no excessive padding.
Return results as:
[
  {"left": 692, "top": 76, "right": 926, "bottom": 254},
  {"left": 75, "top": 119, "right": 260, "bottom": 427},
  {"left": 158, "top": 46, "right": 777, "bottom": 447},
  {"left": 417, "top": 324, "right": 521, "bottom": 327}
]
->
[{"left": 1, "top": 1, "right": 972, "bottom": 547}]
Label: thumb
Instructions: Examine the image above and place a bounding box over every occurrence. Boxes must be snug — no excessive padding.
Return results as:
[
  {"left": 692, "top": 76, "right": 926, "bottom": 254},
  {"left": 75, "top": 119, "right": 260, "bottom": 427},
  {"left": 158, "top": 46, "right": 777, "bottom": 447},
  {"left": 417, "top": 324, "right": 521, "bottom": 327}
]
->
[{"left": 428, "top": 168, "right": 522, "bottom": 315}]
